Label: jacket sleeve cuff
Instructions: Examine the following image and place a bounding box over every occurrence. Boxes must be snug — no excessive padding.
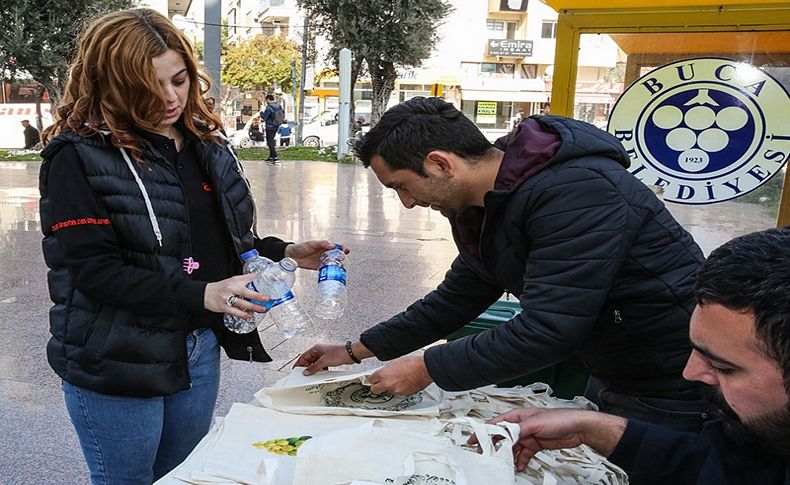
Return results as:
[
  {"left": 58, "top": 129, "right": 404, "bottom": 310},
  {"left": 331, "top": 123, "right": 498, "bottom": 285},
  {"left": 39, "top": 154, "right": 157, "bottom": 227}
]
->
[
  {"left": 607, "top": 419, "right": 649, "bottom": 475},
  {"left": 175, "top": 279, "right": 208, "bottom": 314},
  {"left": 255, "top": 236, "right": 292, "bottom": 261}
]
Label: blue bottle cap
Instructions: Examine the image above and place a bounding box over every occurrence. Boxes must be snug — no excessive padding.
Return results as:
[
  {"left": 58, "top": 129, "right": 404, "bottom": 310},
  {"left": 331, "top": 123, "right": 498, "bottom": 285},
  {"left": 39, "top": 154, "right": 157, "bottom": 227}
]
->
[{"left": 240, "top": 249, "right": 260, "bottom": 261}]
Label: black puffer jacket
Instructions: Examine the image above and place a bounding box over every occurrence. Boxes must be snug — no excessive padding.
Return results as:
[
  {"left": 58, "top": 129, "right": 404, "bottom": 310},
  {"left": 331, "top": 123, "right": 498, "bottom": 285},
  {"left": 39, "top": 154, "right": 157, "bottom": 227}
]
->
[
  {"left": 361, "top": 116, "right": 705, "bottom": 395},
  {"left": 40, "top": 130, "right": 276, "bottom": 397}
]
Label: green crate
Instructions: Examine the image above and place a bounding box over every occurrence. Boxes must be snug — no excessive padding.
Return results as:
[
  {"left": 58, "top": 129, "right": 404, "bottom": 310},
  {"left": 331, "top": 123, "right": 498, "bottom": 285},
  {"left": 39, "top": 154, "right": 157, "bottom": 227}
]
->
[{"left": 446, "top": 300, "right": 589, "bottom": 399}]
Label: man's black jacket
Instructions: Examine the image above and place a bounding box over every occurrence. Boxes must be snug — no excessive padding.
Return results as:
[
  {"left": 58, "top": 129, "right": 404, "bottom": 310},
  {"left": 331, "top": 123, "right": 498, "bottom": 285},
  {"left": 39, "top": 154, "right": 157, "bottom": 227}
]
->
[{"left": 361, "top": 116, "right": 705, "bottom": 395}]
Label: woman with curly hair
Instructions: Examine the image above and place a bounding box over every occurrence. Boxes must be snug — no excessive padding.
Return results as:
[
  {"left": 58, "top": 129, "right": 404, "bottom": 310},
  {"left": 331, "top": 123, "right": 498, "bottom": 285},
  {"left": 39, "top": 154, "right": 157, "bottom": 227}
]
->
[{"left": 40, "top": 8, "right": 341, "bottom": 483}]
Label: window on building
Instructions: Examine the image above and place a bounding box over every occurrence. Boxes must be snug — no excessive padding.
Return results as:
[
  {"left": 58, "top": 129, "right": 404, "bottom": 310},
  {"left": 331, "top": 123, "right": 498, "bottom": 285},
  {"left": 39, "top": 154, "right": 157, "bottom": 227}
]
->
[
  {"left": 461, "top": 62, "right": 480, "bottom": 78},
  {"left": 399, "top": 85, "right": 432, "bottom": 102},
  {"left": 521, "top": 64, "right": 538, "bottom": 79},
  {"left": 542, "top": 20, "right": 557, "bottom": 39},
  {"left": 487, "top": 19, "right": 518, "bottom": 40},
  {"left": 245, "top": 11, "right": 255, "bottom": 36},
  {"left": 228, "top": 8, "right": 237, "bottom": 35},
  {"left": 506, "top": 22, "right": 518, "bottom": 40},
  {"left": 357, "top": 89, "right": 373, "bottom": 101},
  {"left": 480, "top": 63, "right": 515, "bottom": 78},
  {"left": 486, "top": 19, "right": 504, "bottom": 32}
]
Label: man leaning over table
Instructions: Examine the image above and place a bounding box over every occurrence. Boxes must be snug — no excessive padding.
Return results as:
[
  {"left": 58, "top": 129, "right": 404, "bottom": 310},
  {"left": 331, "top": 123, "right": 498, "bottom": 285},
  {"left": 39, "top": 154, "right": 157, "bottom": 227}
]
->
[
  {"left": 296, "top": 96, "right": 709, "bottom": 432},
  {"left": 484, "top": 228, "right": 790, "bottom": 484}
]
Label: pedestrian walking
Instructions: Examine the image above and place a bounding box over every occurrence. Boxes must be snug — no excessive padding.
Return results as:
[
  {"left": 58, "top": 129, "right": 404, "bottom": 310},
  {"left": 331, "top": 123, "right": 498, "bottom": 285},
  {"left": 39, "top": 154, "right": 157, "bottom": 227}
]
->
[
  {"left": 260, "top": 94, "right": 284, "bottom": 164},
  {"left": 21, "top": 119, "right": 40, "bottom": 149}
]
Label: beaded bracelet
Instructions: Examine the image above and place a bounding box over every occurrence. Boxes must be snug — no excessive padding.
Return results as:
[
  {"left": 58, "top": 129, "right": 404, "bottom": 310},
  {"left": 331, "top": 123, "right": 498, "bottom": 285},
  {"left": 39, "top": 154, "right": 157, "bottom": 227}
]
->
[{"left": 345, "top": 340, "right": 361, "bottom": 364}]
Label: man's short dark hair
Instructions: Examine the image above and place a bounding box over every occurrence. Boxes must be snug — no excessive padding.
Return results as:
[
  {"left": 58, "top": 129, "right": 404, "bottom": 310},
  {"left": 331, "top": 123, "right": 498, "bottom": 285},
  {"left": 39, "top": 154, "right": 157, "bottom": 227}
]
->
[
  {"left": 352, "top": 97, "right": 493, "bottom": 176},
  {"left": 265, "top": 94, "right": 275, "bottom": 101},
  {"left": 21, "top": 120, "right": 29, "bottom": 124},
  {"left": 695, "top": 227, "right": 790, "bottom": 391}
]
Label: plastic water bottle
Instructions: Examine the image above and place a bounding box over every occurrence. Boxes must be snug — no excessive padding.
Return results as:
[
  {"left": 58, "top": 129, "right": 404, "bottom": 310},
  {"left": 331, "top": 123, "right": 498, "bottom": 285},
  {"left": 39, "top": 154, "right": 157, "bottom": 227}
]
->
[
  {"left": 222, "top": 249, "right": 273, "bottom": 334},
  {"left": 254, "top": 257, "right": 313, "bottom": 338},
  {"left": 315, "top": 244, "right": 347, "bottom": 319}
]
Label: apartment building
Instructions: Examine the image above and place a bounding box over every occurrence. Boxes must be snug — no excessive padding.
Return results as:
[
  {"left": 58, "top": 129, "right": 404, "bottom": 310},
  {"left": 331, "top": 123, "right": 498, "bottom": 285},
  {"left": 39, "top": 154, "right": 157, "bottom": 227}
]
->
[
  {"left": 216, "top": 0, "right": 621, "bottom": 136},
  {"left": 405, "top": 0, "right": 620, "bottom": 139}
]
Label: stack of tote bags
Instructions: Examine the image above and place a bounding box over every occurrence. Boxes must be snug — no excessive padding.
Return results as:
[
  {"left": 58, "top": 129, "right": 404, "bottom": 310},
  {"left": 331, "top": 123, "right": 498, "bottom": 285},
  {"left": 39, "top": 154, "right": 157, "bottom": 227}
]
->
[{"left": 157, "top": 368, "right": 628, "bottom": 485}]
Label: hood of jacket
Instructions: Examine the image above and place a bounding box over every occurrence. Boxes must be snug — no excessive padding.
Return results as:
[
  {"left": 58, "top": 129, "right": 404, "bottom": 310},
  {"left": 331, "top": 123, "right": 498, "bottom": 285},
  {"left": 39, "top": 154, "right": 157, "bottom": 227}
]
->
[
  {"left": 493, "top": 115, "right": 630, "bottom": 192},
  {"left": 452, "top": 116, "right": 631, "bottom": 260}
]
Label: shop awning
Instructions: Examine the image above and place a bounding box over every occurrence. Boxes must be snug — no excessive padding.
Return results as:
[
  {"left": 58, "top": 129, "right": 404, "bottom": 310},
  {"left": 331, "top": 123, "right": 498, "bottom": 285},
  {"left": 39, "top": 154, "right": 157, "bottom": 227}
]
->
[{"left": 461, "top": 90, "right": 548, "bottom": 103}]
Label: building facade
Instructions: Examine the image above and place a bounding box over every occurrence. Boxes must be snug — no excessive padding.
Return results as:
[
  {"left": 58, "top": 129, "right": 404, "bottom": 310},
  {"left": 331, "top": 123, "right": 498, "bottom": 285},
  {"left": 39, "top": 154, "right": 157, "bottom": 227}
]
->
[{"left": 214, "top": 0, "right": 622, "bottom": 138}]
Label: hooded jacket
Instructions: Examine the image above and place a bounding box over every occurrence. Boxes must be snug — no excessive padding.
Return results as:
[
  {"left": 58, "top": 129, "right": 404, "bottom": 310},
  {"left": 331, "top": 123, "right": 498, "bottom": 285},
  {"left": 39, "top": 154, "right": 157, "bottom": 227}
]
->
[
  {"left": 360, "top": 115, "right": 705, "bottom": 395},
  {"left": 40, "top": 129, "right": 281, "bottom": 397}
]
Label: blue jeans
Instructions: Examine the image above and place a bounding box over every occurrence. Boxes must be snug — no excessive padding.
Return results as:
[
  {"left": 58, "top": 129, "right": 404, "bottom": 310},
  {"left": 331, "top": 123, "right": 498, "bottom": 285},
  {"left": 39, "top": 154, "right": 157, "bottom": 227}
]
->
[
  {"left": 63, "top": 328, "right": 220, "bottom": 484},
  {"left": 585, "top": 376, "right": 712, "bottom": 433},
  {"left": 265, "top": 126, "right": 278, "bottom": 160}
]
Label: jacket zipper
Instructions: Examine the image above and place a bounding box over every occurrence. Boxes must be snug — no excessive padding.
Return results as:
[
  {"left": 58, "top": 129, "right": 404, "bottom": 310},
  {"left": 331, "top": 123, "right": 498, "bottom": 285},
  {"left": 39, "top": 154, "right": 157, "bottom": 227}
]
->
[{"left": 613, "top": 309, "right": 623, "bottom": 324}]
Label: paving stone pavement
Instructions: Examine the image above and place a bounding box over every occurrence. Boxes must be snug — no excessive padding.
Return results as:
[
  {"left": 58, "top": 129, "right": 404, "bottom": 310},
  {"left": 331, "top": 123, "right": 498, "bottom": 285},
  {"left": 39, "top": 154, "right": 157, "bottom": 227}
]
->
[{"left": 0, "top": 158, "right": 777, "bottom": 483}]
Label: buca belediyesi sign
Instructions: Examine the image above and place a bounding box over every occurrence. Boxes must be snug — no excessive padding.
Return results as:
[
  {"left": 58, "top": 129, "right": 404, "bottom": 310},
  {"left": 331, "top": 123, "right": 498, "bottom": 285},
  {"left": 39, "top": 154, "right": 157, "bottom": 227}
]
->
[{"left": 607, "top": 57, "right": 790, "bottom": 204}]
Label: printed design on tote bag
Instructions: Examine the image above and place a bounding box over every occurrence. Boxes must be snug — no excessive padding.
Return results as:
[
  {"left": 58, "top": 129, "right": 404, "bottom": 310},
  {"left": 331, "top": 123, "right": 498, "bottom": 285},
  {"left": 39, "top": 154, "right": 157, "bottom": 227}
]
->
[
  {"left": 322, "top": 382, "right": 424, "bottom": 411},
  {"left": 252, "top": 435, "right": 313, "bottom": 456}
]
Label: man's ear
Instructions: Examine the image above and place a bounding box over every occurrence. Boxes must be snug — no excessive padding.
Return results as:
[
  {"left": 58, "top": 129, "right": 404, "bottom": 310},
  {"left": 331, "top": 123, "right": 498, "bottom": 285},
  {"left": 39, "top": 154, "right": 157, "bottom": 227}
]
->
[{"left": 425, "top": 150, "right": 456, "bottom": 176}]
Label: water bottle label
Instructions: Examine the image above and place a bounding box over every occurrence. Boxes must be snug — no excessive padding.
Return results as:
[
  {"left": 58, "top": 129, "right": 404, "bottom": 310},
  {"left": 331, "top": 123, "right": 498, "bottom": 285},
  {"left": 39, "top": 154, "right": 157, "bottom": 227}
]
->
[
  {"left": 263, "top": 290, "right": 294, "bottom": 310},
  {"left": 245, "top": 281, "right": 267, "bottom": 306},
  {"left": 318, "top": 265, "right": 347, "bottom": 285}
]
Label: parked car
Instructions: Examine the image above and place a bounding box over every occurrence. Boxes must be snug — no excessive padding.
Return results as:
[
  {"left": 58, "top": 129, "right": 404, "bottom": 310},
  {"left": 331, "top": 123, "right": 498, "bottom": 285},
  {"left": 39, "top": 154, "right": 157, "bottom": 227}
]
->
[{"left": 229, "top": 110, "right": 370, "bottom": 148}]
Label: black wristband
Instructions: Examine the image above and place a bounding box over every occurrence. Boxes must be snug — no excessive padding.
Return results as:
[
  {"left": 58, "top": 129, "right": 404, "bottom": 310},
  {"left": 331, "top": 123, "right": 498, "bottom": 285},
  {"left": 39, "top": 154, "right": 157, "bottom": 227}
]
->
[{"left": 345, "top": 340, "right": 361, "bottom": 364}]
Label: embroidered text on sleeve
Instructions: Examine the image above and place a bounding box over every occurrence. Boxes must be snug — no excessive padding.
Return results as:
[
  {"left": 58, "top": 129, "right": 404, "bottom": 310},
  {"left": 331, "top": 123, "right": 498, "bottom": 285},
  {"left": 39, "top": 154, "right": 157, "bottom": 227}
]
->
[{"left": 51, "top": 217, "right": 111, "bottom": 232}]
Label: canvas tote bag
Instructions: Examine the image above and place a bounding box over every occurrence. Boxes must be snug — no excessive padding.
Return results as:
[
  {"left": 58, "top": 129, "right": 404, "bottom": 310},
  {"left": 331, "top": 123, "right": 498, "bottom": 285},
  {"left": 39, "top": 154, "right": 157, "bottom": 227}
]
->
[
  {"left": 255, "top": 368, "right": 445, "bottom": 417},
  {"left": 291, "top": 417, "right": 520, "bottom": 485}
]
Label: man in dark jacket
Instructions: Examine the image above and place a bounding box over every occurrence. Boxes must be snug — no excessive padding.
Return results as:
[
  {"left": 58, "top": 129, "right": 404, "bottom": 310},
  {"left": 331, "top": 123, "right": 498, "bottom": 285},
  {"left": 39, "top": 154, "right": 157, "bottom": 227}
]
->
[
  {"left": 488, "top": 228, "right": 790, "bottom": 484},
  {"left": 260, "top": 94, "right": 282, "bottom": 164},
  {"left": 296, "top": 97, "right": 708, "bottom": 431},
  {"left": 21, "top": 119, "right": 40, "bottom": 149}
]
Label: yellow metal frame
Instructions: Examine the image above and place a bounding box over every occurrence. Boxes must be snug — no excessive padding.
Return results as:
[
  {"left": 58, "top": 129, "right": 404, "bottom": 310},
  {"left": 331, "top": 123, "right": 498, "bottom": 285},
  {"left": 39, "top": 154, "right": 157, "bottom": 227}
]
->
[{"left": 550, "top": 3, "right": 790, "bottom": 226}]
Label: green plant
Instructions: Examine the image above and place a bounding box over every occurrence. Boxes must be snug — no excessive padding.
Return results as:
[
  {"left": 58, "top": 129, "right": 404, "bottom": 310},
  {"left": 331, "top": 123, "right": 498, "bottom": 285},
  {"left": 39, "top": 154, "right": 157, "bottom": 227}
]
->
[
  {"left": 234, "top": 146, "right": 340, "bottom": 162},
  {"left": 0, "top": 150, "right": 42, "bottom": 161},
  {"left": 0, "top": 147, "right": 355, "bottom": 164}
]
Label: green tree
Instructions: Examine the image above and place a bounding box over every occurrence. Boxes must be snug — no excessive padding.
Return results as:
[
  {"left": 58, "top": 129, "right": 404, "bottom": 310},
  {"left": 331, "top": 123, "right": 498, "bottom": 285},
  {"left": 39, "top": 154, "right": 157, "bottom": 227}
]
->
[
  {"left": 195, "top": 19, "right": 229, "bottom": 63},
  {"left": 298, "top": 0, "right": 451, "bottom": 124},
  {"left": 221, "top": 35, "right": 301, "bottom": 92},
  {"left": 0, "top": 0, "right": 134, "bottom": 128}
]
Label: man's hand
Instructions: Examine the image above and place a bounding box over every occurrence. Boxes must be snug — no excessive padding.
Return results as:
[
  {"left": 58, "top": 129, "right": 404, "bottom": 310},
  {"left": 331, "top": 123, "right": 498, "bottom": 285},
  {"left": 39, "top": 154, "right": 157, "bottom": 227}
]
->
[
  {"left": 476, "top": 408, "right": 627, "bottom": 472},
  {"left": 367, "top": 355, "right": 433, "bottom": 395},
  {"left": 284, "top": 241, "right": 350, "bottom": 270},
  {"left": 295, "top": 341, "right": 374, "bottom": 375}
]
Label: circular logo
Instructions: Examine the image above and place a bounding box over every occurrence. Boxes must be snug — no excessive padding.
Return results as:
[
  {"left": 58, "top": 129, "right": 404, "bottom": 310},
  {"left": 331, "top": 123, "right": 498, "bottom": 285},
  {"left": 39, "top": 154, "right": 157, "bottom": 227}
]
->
[
  {"left": 322, "top": 383, "right": 424, "bottom": 411},
  {"left": 608, "top": 57, "right": 790, "bottom": 204}
]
